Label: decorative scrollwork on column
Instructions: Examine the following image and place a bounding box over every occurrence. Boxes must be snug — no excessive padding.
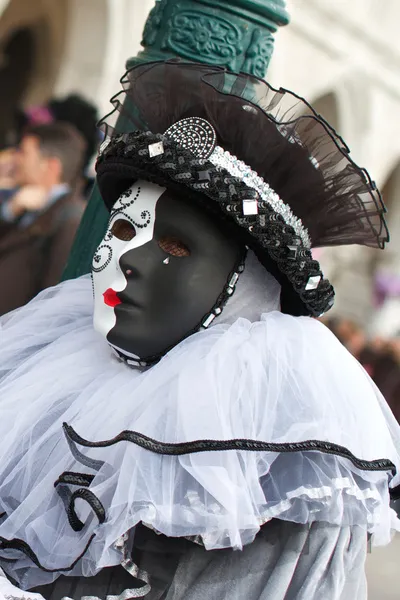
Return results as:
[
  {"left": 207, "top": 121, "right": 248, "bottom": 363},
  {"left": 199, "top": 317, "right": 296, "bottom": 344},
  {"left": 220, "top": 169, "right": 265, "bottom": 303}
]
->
[
  {"left": 141, "top": 0, "right": 168, "bottom": 47},
  {"left": 162, "top": 10, "right": 243, "bottom": 69},
  {"left": 243, "top": 28, "right": 275, "bottom": 78}
]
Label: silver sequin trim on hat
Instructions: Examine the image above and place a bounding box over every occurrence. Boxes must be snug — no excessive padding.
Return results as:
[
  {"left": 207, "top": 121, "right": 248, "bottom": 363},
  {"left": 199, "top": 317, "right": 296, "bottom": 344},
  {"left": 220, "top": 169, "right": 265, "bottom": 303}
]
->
[
  {"left": 164, "top": 118, "right": 311, "bottom": 247},
  {"left": 209, "top": 146, "right": 311, "bottom": 247}
]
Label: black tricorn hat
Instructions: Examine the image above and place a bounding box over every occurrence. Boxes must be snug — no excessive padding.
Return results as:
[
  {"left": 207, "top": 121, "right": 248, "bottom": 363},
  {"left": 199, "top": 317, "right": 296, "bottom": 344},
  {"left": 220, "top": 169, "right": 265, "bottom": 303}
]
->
[{"left": 96, "top": 60, "right": 388, "bottom": 318}]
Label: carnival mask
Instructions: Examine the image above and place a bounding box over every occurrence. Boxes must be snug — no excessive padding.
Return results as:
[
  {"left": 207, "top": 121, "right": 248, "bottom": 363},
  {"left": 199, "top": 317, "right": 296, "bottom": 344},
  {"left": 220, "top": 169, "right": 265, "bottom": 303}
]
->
[{"left": 92, "top": 181, "right": 244, "bottom": 362}]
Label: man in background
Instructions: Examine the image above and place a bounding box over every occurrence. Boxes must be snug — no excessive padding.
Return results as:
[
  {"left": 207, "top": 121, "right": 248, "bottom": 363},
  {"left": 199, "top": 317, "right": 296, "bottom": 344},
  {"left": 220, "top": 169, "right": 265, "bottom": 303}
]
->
[
  {"left": 13, "top": 94, "right": 100, "bottom": 196},
  {"left": 0, "top": 122, "right": 86, "bottom": 315}
]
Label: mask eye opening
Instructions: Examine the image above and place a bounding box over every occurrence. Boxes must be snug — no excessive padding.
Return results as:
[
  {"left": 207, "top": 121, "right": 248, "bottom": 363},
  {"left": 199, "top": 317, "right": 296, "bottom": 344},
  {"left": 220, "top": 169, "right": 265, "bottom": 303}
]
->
[
  {"left": 111, "top": 219, "right": 136, "bottom": 241},
  {"left": 158, "top": 236, "right": 190, "bottom": 257}
]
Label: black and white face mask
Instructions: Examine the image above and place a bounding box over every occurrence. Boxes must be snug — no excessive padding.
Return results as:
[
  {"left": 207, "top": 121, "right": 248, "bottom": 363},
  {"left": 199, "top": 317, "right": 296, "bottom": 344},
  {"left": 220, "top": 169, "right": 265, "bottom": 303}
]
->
[{"left": 92, "top": 181, "right": 244, "bottom": 363}]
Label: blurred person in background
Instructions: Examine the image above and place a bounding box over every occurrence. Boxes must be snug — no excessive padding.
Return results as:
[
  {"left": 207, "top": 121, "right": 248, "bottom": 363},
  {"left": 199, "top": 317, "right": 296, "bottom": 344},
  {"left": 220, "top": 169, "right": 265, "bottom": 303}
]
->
[
  {"left": 0, "top": 147, "right": 17, "bottom": 205},
  {"left": 0, "top": 93, "right": 100, "bottom": 206},
  {"left": 359, "top": 340, "right": 400, "bottom": 424},
  {"left": 322, "top": 317, "right": 366, "bottom": 359},
  {"left": 49, "top": 94, "right": 100, "bottom": 194},
  {"left": 14, "top": 94, "right": 100, "bottom": 196},
  {"left": 0, "top": 121, "right": 86, "bottom": 315},
  {"left": 323, "top": 316, "right": 400, "bottom": 425}
]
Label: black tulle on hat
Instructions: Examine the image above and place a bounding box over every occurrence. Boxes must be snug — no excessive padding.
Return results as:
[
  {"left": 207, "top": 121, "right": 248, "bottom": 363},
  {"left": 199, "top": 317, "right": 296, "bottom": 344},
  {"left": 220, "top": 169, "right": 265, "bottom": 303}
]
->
[{"left": 95, "top": 60, "right": 388, "bottom": 317}]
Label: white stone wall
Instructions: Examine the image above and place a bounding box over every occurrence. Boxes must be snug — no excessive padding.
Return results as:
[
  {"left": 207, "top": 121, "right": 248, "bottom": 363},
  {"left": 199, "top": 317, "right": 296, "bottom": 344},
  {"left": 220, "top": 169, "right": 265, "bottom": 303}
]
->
[
  {"left": 0, "top": 0, "right": 155, "bottom": 115},
  {"left": 0, "top": 0, "right": 70, "bottom": 103}
]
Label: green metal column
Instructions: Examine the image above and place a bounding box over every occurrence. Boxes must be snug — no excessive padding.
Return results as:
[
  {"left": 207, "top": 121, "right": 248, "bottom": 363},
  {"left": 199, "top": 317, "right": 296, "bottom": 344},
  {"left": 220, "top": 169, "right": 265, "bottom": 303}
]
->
[{"left": 63, "top": 0, "right": 289, "bottom": 280}]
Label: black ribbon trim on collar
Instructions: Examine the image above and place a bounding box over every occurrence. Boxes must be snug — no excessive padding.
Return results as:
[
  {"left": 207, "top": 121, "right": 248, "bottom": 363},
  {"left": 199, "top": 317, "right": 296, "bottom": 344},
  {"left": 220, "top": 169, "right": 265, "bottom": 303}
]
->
[
  {"left": 0, "top": 533, "right": 96, "bottom": 573},
  {"left": 54, "top": 471, "right": 95, "bottom": 488},
  {"left": 63, "top": 422, "right": 396, "bottom": 475},
  {"left": 55, "top": 472, "right": 105, "bottom": 533}
]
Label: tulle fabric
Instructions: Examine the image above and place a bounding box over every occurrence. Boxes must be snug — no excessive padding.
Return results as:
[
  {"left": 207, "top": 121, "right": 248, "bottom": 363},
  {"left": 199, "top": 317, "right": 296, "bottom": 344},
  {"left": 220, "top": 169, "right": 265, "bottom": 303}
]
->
[
  {"left": 0, "top": 275, "right": 400, "bottom": 589},
  {"left": 98, "top": 60, "right": 388, "bottom": 249}
]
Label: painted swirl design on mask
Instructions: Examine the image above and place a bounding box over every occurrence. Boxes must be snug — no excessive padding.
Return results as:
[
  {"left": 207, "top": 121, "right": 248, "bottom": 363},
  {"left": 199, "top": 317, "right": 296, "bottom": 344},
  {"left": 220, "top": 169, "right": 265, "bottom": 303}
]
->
[
  {"left": 109, "top": 209, "right": 151, "bottom": 231},
  {"left": 111, "top": 185, "right": 141, "bottom": 212},
  {"left": 110, "top": 186, "right": 151, "bottom": 230},
  {"left": 92, "top": 244, "right": 113, "bottom": 273},
  {"left": 92, "top": 184, "right": 157, "bottom": 275}
]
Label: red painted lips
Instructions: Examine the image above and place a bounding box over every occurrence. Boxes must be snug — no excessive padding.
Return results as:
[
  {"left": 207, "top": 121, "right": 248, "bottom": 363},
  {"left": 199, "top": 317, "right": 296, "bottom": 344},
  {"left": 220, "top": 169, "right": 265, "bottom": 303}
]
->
[{"left": 103, "top": 288, "right": 122, "bottom": 307}]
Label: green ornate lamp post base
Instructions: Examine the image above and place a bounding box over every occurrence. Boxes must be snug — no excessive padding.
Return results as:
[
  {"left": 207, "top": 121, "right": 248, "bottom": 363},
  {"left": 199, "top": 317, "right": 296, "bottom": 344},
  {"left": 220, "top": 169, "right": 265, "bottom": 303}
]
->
[
  {"left": 62, "top": 0, "right": 289, "bottom": 280},
  {"left": 133, "top": 0, "right": 289, "bottom": 77}
]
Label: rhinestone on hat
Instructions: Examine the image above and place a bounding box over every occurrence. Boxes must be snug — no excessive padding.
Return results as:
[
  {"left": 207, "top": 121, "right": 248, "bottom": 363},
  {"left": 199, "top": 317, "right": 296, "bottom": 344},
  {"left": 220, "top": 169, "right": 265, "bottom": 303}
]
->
[
  {"left": 165, "top": 117, "right": 216, "bottom": 160},
  {"left": 99, "top": 137, "right": 111, "bottom": 155},
  {"left": 202, "top": 313, "right": 217, "bottom": 328},
  {"left": 242, "top": 198, "right": 259, "bottom": 216},
  {"left": 305, "top": 275, "right": 321, "bottom": 291},
  {"left": 287, "top": 245, "right": 299, "bottom": 259},
  {"left": 201, "top": 266, "right": 243, "bottom": 329},
  {"left": 198, "top": 170, "right": 211, "bottom": 181},
  {"left": 148, "top": 141, "right": 165, "bottom": 157}
]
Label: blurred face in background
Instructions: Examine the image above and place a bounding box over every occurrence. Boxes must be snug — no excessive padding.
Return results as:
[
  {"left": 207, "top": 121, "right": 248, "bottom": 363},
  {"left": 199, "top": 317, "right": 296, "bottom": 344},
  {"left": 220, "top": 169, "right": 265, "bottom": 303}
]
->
[
  {"left": 0, "top": 148, "right": 17, "bottom": 188},
  {"left": 15, "top": 135, "right": 61, "bottom": 188}
]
